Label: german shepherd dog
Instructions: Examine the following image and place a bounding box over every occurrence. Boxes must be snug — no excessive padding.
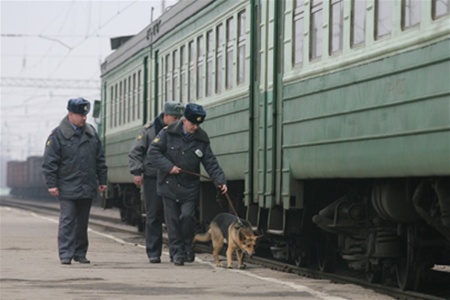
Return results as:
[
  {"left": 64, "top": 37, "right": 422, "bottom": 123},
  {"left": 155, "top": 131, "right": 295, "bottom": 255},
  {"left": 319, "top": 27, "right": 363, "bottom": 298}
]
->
[{"left": 193, "top": 213, "right": 261, "bottom": 269}]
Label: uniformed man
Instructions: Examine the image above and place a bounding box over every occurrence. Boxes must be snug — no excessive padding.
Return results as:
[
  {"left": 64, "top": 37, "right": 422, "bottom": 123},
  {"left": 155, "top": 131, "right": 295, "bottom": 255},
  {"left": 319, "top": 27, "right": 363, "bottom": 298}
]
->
[
  {"left": 128, "top": 101, "right": 185, "bottom": 263},
  {"left": 42, "top": 98, "right": 108, "bottom": 265},
  {"left": 148, "top": 103, "right": 228, "bottom": 266}
]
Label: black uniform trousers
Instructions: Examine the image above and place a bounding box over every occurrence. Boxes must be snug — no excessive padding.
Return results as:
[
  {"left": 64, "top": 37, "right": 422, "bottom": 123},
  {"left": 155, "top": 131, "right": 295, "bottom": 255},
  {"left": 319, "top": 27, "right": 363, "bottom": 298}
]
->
[
  {"left": 143, "top": 176, "right": 164, "bottom": 259},
  {"left": 162, "top": 196, "right": 196, "bottom": 261},
  {"left": 58, "top": 198, "right": 92, "bottom": 260}
]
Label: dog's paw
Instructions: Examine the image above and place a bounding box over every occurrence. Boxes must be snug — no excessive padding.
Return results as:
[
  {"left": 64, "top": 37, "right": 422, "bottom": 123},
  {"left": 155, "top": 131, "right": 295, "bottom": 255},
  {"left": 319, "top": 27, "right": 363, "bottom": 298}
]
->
[
  {"left": 227, "top": 265, "right": 233, "bottom": 269},
  {"left": 239, "top": 264, "right": 247, "bottom": 269}
]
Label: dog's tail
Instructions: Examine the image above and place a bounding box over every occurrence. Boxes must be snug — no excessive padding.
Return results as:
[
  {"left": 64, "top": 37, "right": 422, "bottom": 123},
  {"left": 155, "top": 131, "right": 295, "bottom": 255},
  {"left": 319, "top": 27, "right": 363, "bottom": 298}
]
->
[{"left": 192, "top": 231, "right": 211, "bottom": 244}]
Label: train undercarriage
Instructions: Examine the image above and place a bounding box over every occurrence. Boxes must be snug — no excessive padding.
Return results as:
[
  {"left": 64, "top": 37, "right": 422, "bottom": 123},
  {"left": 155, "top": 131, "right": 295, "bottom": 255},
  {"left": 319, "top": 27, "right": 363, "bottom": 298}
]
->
[
  {"left": 266, "top": 177, "right": 450, "bottom": 291},
  {"left": 103, "top": 183, "right": 145, "bottom": 232},
  {"left": 103, "top": 176, "right": 450, "bottom": 291}
]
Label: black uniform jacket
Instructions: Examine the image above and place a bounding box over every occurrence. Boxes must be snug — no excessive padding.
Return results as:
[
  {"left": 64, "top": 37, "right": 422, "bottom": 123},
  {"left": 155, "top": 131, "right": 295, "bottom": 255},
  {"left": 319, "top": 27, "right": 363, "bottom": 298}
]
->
[
  {"left": 128, "top": 113, "right": 164, "bottom": 178},
  {"left": 147, "top": 120, "right": 226, "bottom": 202},
  {"left": 42, "top": 115, "right": 108, "bottom": 200}
]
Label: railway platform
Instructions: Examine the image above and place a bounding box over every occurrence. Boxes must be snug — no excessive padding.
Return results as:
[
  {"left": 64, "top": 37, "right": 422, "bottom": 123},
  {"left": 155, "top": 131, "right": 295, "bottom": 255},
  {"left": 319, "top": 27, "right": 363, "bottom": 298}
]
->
[{"left": 0, "top": 199, "right": 394, "bottom": 300}]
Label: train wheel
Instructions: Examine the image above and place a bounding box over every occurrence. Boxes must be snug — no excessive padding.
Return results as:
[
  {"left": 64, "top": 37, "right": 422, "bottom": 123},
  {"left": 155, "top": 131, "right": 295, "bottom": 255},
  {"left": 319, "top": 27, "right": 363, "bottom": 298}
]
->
[
  {"left": 366, "top": 261, "right": 384, "bottom": 283},
  {"left": 293, "top": 244, "right": 311, "bottom": 268},
  {"left": 365, "top": 231, "right": 384, "bottom": 283},
  {"left": 395, "top": 225, "right": 420, "bottom": 290},
  {"left": 316, "top": 233, "right": 336, "bottom": 272}
]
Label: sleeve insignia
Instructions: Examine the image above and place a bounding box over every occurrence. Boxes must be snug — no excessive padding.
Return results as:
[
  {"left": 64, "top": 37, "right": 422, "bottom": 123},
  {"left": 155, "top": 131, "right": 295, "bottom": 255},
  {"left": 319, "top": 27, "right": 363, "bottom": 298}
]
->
[
  {"left": 137, "top": 134, "right": 142, "bottom": 140},
  {"left": 46, "top": 139, "right": 51, "bottom": 146},
  {"left": 153, "top": 137, "right": 160, "bottom": 144}
]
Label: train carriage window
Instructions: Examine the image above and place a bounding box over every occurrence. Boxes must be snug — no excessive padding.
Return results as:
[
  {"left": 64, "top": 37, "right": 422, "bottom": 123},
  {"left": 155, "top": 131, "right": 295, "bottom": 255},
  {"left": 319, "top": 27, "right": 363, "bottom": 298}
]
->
[
  {"left": 330, "top": 0, "right": 344, "bottom": 55},
  {"left": 119, "top": 82, "right": 122, "bottom": 126},
  {"left": 122, "top": 82, "right": 125, "bottom": 125},
  {"left": 110, "top": 86, "right": 114, "bottom": 128},
  {"left": 433, "top": 0, "right": 450, "bottom": 19},
  {"left": 132, "top": 73, "right": 136, "bottom": 121},
  {"left": 216, "top": 24, "right": 224, "bottom": 94},
  {"left": 206, "top": 30, "right": 214, "bottom": 97},
  {"left": 165, "top": 54, "right": 172, "bottom": 102},
  {"left": 188, "top": 41, "right": 196, "bottom": 102},
  {"left": 375, "top": 0, "right": 393, "bottom": 40},
  {"left": 160, "top": 57, "right": 164, "bottom": 104},
  {"left": 127, "top": 76, "right": 131, "bottom": 123},
  {"left": 123, "top": 79, "right": 127, "bottom": 124},
  {"left": 137, "top": 71, "right": 141, "bottom": 119},
  {"left": 310, "top": 0, "right": 323, "bottom": 60},
  {"left": 173, "top": 49, "right": 179, "bottom": 102},
  {"left": 351, "top": 0, "right": 366, "bottom": 47},
  {"left": 226, "top": 17, "right": 234, "bottom": 90},
  {"left": 197, "top": 36, "right": 204, "bottom": 99},
  {"left": 180, "top": 45, "right": 186, "bottom": 102},
  {"left": 237, "top": 10, "right": 246, "bottom": 85},
  {"left": 293, "top": 0, "right": 305, "bottom": 66},
  {"left": 114, "top": 84, "right": 118, "bottom": 127},
  {"left": 402, "top": 0, "right": 421, "bottom": 30}
]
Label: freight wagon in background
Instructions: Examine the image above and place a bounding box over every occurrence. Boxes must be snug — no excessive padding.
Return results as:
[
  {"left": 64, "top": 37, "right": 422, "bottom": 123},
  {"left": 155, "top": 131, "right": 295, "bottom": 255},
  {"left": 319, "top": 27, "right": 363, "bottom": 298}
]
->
[
  {"left": 97, "top": 0, "right": 450, "bottom": 291},
  {"left": 6, "top": 156, "right": 49, "bottom": 199},
  {"left": 7, "top": 160, "right": 27, "bottom": 196}
]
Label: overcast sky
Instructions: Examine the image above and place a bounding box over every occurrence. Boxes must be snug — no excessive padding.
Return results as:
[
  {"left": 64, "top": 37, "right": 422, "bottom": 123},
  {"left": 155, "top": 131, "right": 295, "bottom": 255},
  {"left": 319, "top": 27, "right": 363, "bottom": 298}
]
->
[{"left": 1, "top": 0, "right": 178, "bottom": 169}]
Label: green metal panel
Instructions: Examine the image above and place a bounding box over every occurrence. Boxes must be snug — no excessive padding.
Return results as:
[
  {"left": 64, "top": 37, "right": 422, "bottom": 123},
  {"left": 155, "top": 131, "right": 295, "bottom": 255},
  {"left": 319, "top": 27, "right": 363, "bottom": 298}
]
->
[
  {"left": 260, "top": 90, "right": 274, "bottom": 208},
  {"left": 201, "top": 97, "right": 250, "bottom": 180},
  {"left": 282, "top": 39, "right": 450, "bottom": 179},
  {"left": 105, "top": 128, "right": 140, "bottom": 183},
  {"left": 254, "top": 0, "right": 281, "bottom": 209}
]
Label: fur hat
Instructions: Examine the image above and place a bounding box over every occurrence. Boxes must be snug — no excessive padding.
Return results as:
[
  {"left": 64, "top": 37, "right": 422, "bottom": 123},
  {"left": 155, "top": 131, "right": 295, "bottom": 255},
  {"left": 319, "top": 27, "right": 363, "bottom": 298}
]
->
[
  {"left": 184, "top": 103, "right": 206, "bottom": 124},
  {"left": 67, "top": 98, "right": 91, "bottom": 115},
  {"left": 163, "top": 101, "right": 184, "bottom": 117}
]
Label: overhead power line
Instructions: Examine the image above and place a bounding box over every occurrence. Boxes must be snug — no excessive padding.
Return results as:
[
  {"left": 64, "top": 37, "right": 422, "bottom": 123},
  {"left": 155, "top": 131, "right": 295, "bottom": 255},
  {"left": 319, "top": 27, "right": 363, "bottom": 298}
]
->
[
  {"left": 1, "top": 77, "right": 100, "bottom": 90},
  {"left": 1, "top": 33, "right": 111, "bottom": 38}
]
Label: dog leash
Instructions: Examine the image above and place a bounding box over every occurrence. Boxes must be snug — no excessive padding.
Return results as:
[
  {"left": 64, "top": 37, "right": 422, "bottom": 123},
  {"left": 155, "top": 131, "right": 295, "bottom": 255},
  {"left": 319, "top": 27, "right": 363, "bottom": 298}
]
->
[{"left": 179, "top": 169, "right": 241, "bottom": 220}]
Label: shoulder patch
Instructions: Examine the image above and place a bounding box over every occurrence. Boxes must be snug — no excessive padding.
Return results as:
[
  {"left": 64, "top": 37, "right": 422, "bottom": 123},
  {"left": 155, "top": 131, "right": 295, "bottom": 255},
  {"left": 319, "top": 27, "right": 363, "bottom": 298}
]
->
[
  {"left": 153, "top": 137, "right": 160, "bottom": 144},
  {"left": 144, "top": 123, "right": 151, "bottom": 129},
  {"left": 46, "top": 139, "right": 51, "bottom": 146},
  {"left": 137, "top": 134, "right": 143, "bottom": 141}
]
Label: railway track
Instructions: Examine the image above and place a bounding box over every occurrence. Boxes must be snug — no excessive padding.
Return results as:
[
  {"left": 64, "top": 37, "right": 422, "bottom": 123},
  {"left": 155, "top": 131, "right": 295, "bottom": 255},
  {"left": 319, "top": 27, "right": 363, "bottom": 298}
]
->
[{"left": 1, "top": 195, "right": 449, "bottom": 300}]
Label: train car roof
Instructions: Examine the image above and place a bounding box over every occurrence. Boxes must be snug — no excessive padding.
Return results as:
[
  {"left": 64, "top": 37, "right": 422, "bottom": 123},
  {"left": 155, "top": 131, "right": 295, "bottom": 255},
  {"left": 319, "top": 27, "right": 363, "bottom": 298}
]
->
[{"left": 100, "top": 0, "right": 214, "bottom": 77}]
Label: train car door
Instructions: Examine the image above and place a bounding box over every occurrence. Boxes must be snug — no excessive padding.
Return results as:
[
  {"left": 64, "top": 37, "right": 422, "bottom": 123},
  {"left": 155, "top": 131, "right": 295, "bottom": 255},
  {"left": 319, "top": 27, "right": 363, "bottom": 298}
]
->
[{"left": 246, "top": 0, "right": 284, "bottom": 232}]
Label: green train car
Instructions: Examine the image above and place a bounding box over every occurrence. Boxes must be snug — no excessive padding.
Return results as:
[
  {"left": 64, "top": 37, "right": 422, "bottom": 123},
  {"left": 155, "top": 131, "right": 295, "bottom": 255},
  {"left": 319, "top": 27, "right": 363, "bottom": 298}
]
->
[{"left": 100, "top": 0, "right": 450, "bottom": 291}]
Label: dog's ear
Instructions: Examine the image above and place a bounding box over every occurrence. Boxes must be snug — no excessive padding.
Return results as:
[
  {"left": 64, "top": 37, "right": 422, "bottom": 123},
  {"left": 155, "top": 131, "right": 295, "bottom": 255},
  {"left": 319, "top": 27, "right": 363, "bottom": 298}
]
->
[{"left": 239, "top": 231, "right": 246, "bottom": 241}]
